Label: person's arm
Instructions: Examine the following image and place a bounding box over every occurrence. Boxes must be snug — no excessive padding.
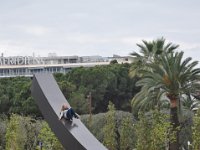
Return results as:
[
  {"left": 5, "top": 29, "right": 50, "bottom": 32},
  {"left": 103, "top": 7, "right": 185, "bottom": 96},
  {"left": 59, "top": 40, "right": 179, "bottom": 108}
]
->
[
  {"left": 70, "top": 108, "right": 79, "bottom": 119},
  {"left": 75, "top": 113, "right": 80, "bottom": 119},
  {"left": 59, "top": 111, "right": 64, "bottom": 120}
]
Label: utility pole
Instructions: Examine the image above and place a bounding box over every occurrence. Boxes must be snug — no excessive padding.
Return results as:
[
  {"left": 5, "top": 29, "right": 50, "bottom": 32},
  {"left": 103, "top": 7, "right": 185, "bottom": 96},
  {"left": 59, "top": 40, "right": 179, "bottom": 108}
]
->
[{"left": 87, "top": 92, "right": 92, "bottom": 126}]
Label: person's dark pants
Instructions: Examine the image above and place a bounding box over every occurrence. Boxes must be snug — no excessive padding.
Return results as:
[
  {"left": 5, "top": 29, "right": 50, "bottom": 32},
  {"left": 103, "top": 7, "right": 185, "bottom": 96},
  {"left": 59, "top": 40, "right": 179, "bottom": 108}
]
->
[{"left": 67, "top": 108, "right": 77, "bottom": 120}]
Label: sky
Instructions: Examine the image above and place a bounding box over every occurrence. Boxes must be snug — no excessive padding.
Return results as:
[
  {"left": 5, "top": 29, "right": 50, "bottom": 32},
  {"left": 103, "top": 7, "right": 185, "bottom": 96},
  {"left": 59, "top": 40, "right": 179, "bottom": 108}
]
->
[{"left": 0, "top": 0, "right": 200, "bottom": 61}]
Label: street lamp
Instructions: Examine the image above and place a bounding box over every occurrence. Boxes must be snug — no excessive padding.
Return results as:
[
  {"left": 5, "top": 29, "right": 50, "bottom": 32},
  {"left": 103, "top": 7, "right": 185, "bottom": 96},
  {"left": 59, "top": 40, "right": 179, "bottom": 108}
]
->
[{"left": 188, "top": 141, "right": 191, "bottom": 150}]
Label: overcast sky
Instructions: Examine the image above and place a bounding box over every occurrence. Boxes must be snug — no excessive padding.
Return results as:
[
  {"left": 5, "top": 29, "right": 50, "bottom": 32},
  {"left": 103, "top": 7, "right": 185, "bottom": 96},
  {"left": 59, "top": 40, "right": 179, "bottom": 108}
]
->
[{"left": 0, "top": 0, "right": 200, "bottom": 61}]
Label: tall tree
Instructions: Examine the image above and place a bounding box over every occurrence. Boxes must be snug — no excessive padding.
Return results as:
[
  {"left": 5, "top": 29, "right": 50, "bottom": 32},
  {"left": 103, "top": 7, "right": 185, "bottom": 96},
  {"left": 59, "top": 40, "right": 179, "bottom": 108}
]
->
[
  {"left": 132, "top": 52, "right": 200, "bottom": 149},
  {"left": 192, "top": 109, "right": 200, "bottom": 150},
  {"left": 119, "top": 116, "right": 135, "bottom": 150},
  {"left": 5, "top": 114, "right": 26, "bottom": 150},
  {"left": 0, "top": 115, "right": 7, "bottom": 150},
  {"left": 102, "top": 101, "right": 119, "bottom": 150},
  {"left": 129, "top": 37, "right": 179, "bottom": 78},
  {"left": 135, "top": 110, "right": 174, "bottom": 150},
  {"left": 38, "top": 122, "right": 63, "bottom": 150}
]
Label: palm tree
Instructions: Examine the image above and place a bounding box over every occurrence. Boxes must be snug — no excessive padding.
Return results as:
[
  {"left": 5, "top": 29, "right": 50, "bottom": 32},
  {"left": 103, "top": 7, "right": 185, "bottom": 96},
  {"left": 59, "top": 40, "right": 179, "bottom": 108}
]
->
[
  {"left": 129, "top": 37, "right": 179, "bottom": 78},
  {"left": 132, "top": 51, "right": 200, "bottom": 149}
]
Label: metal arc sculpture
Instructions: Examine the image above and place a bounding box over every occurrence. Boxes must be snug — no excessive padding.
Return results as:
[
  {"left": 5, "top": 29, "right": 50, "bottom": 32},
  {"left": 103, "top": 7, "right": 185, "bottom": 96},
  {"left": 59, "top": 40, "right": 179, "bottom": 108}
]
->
[{"left": 31, "top": 73, "right": 107, "bottom": 150}]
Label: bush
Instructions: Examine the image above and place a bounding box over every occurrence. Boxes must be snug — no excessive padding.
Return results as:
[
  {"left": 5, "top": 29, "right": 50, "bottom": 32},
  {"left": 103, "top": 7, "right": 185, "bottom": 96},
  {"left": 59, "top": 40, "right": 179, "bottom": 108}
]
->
[
  {"left": 192, "top": 109, "right": 200, "bottom": 149},
  {"left": 5, "top": 114, "right": 43, "bottom": 150},
  {"left": 135, "top": 110, "right": 174, "bottom": 150},
  {"left": 5, "top": 114, "right": 26, "bottom": 150},
  {"left": 0, "top": 115, "right": 7, "bottom": 150},
  {"left": 81, "top": 110, "right": 136, "bottom": 150},
  {"left": 38, "top": 122, "right": 63, "bottom": 150}
]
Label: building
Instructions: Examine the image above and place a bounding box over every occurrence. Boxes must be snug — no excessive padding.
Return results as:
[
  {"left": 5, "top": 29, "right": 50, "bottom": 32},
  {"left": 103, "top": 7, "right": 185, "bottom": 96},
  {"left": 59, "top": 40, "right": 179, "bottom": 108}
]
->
[{"left": 0, "top": 54, "right": 133, "bottom": 78}]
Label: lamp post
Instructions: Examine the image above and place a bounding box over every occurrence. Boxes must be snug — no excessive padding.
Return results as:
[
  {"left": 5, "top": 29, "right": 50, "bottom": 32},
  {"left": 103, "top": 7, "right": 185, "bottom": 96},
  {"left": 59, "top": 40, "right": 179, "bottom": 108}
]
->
[
  {"left": 39, "top": 141, "right": 43, "bottom": 150},
  {"left": 187, "top": 141, "right": 191, "bottom": 150}
]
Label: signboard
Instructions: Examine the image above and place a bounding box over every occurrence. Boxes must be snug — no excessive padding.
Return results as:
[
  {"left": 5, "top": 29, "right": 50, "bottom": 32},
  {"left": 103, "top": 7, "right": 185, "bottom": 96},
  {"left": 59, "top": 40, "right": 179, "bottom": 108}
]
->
[{"left": 0, "top": 56, "right": 44, "bottom": 66}]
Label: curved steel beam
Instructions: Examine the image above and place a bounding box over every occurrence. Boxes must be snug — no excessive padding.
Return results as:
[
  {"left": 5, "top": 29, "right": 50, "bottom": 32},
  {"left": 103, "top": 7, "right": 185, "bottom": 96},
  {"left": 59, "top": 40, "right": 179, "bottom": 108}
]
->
[{"left": 31, "top": 73, "right": 107, "bottom": 150}]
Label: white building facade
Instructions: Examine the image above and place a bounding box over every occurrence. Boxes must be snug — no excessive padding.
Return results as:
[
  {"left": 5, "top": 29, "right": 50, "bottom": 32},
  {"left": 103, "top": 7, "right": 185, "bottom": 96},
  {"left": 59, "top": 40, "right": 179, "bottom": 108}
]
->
[{"left": 0, "top": 55, "right": 133, "bottom": 78}]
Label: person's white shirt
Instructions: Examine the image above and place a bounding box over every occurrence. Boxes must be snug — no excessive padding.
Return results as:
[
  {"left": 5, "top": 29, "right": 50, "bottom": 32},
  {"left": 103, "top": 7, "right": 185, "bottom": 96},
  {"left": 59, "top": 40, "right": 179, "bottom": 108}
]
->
[{"left": 59, "top": 108, "right": 70, "bottom": 120}]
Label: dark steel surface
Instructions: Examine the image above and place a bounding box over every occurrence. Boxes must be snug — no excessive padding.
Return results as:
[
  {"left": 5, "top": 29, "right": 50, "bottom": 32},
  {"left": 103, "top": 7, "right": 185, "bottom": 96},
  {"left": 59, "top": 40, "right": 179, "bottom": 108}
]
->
[{"left": 31, "top": 73, "right": 107, "bottom": 150}]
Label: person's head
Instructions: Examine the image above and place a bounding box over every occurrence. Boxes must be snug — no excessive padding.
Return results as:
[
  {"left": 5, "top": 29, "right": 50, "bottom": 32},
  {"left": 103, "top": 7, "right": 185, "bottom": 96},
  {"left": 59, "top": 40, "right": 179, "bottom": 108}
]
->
[{"left": 61, "top": 103, "right": 68, "bottom": 111}]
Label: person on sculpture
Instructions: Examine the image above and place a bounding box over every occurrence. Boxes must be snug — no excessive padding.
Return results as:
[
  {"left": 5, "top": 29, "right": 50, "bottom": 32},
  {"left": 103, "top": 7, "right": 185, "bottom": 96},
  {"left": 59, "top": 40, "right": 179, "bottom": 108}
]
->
[{"left": 59, "top": 103, "right": 79, "bottom": 121}]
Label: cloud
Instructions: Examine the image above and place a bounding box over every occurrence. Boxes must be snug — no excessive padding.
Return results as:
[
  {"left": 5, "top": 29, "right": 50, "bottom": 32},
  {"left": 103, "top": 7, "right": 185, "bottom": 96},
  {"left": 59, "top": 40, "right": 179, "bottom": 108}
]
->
[
  {"left": 120, "top": 36, "right": 154, "bottom": 46},
  {"left": 64, "top": 34, "right": 108, "bottom": 44},
  {"left": 175, "top": 41, "right": 200, "bottom": 50},
  {"left": 0, "top": 0, "right": 200, "bottom": 59},
  {"left": 0, "top": 40, "right": 31, "bottom": 56},
  {"left": 17, "top": 25, "right": 52, "bottom": 37}
]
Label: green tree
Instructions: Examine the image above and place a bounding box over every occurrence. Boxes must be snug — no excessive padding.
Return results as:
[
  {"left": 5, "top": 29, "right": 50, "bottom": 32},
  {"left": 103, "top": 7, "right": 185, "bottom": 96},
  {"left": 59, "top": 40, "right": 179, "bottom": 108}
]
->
[
  {"left": 69, "top": 89, "right": 88, "bottom": 114},
  {"left": 64, "top": 63, "right": 138, "bottom": 113},
  {"left": 192, "top": 109, "right": 200, "bottom": 150},
  {"left": 58, "top": 80, "right": 76, "bottom": 99},
  {"left": 102, "top": 101, "right": 119, "bottom": 150},
  {"left": 132, "top": 52, "right": 200, "bottom": 150},
  {"left": 11, "top": 80, "right": 39, "bottom": 115},
  {"left": 5, "top": 114, "right": 26, "bottom": 150},
  {"left": 81, "top": 110, "right": 135, "bottom": 147},
  {"left": 135, "top": 110, "right": 175, "bottom": 150},
  {"left": 149, "top": 110, "right": 174, "bottom": 150},
  {"left": 119, "top": 116, "right": 135, "bottom": 150},
  {"left": 5, "top": 114, "right": 43, "bottom": 150},
  {"left": 129, "top": 37, "right": 179, "bottom": 78},
  {"left": 38, "top": 122, "right": 63, "bottom": 150},
  {"left": 0, "top": 77, "right": 40, "bottom": 116},
  {"left": 0, "top": 115, "right": 7, "bottom": 150},
  {"left": 135, "top": 110, "right": 174, "bottom": 150},
  {"left": 23, "top": 117, "right": 42, "bottom": 150},
  {"left": 0, "top": 79, "right": 13, "bottom": 114},
  {"left": 110, "top": 59, "right": 118, "bottom": 64},
  {"left": 135, "top": 112, "right": 151, "bottom": 150}
]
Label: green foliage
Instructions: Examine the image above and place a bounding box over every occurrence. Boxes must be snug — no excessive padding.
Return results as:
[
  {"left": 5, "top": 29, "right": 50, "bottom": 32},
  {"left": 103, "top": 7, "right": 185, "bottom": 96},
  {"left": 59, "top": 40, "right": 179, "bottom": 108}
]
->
[
  {"left": 0, "top": 115, "right": 7, "bottom": 150},
  {"left": 129, "top": 37, "right": 179, "bottom": 78},
  {"left": 11, "top": 80, "right": 40, "bottom": 115},
  {"left": 69, "top": 89, "right": 89, "bottom": 114},
  {"left": 62, "top": 64, "right": 139, "bottom": 113},
  {"left": 22, "top": 117, "right": 42, "bottom": 150},
  {"left": 178, "top": 109, "right": 193, "bottom": 149},
  {"left": 132, "top": 51, "right": 200, "bottom": 113},
  {"left": 81, "top": 110, "right": 136, "bottom": 150},
  {"left": 4, "top": 114, "right": 63, "bottom": 150},
  {"left": 5, "top": 114, "right": 43, "bottom": 150},
  {"left": 110, "top": 59, "right": 118, "bottom": 64},
  {"left": 5, "top": 114, "right": 26, "bottom": 150},
  {"left": 119, "top": 116, "right": 135, "bottom": 150},
  {"left": 102, "top": 102, "right": 119, "bottom": 150},
  {"left": 130, "top": 38, "right": 200, "bottom": 149},
  {"left": 0, "top": 63, "right": 138, "bottom": 116},
  {"left": 81, "top": 113, "right": 106, "bottom": 142},
  {"left": 192, "top": 109, "right": 200, "bottom": 150},
  {"left": 38, "top": 122, "right": 63, "bottom": 150},
  {"left": 135, "top": 113, "right": 151, "bottom": 150},
  {"left": 57, "top": 80, "right": 76, "bottom": 100},
  {"left": 135, "top": 110, "right": 174, "bottom": 150},
  {"left": 3, "top": 111, "right": 136, "bottom": 150},
  {"left": 132, "top": 51, "right": 200, "bottom": 149},
  {"left": 0, "top": 77, "right": 40, "bottom": 116}
]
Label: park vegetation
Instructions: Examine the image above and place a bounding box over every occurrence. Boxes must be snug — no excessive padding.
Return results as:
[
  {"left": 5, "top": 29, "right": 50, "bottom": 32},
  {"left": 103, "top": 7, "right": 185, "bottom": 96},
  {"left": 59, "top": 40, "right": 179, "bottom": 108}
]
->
[{"left": 0, "top": 38, "right": 200, "bottom": 149}]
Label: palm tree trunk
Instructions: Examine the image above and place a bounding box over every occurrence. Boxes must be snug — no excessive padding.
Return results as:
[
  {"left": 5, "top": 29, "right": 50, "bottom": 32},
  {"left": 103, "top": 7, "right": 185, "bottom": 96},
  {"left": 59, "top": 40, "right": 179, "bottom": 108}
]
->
[{"left": 169, "top": 98, "right": 180, "bottom": 150}]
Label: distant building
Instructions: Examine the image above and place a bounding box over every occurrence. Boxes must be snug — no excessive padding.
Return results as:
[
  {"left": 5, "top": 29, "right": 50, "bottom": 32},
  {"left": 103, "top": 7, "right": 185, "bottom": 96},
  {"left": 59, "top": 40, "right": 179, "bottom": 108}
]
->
[
  {"left": 108, "top": 54, "right": 134, "bottom": 64},
  {"left": 0, "top": 54, "right": 132, "bottom": 78}
]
